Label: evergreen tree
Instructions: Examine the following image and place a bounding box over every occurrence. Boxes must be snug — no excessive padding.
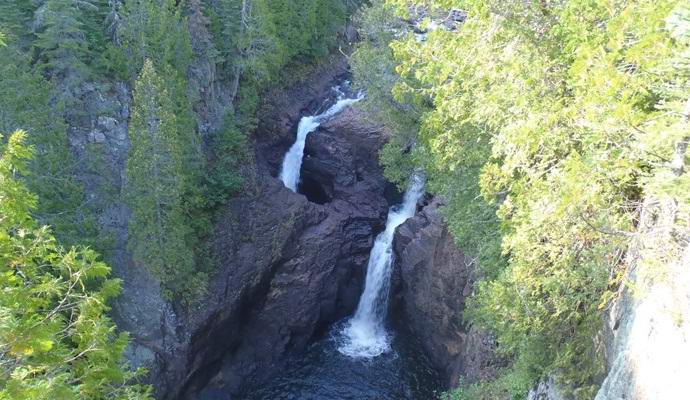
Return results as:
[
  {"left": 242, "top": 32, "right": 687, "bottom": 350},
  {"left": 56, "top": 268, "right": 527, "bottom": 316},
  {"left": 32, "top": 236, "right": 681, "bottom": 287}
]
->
[
  {"left": 0, "top": 0, "right": 34, "bottom": 44},
  {"left": 0, "top": 130, "right": 152, "bottom": 400},
  {"left": 118, "top": 0, "right": 194, "bottom": 79},
  {"left": 124, "top": 60, "right": 203, "bottom": 300},
  {"left": 359, "top": 0, "right": 689, "bottom": 398},
  {"left": 0, "top": 40, "right": 97, "bottom": 248},
  {"left": 33, "top": 0, "right": 96, "bottom": 98}
]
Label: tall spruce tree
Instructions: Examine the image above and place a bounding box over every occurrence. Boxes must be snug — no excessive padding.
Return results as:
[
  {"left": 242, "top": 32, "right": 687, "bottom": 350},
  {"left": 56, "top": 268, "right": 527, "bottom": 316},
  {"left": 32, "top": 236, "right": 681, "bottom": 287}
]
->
[
  {"left": 119, "top": 0, "right": 202, "bottom": 193},
  {"left": 118, "top": 0, "right": 193, "bottom": 78},
  {"left": 124, "top": 60, "right": 202, "bottom": 300}
]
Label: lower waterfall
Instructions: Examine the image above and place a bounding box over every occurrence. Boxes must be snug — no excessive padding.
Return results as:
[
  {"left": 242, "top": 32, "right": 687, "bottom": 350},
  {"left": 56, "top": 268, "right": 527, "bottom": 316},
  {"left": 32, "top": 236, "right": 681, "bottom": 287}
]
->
[{"left": 338, "top": 175, "right": 425, "bottom": 358}]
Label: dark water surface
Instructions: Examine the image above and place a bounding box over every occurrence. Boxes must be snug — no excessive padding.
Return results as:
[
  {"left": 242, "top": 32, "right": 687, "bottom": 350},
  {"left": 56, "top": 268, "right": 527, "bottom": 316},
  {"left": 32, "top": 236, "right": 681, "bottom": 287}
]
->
[{"left": 240, "top": 320, "right": 443, "bottom": 400}]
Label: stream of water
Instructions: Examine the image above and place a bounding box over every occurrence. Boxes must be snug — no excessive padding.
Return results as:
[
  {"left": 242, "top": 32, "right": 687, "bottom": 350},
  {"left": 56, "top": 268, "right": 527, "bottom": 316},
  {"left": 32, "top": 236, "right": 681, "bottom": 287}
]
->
[
  {"left": 279, "top": 86, "right": 363, "bottom": 191},
  {"left": 338, "top": 175, "right": 425, "bottom": 358},
  {"left": 243, "top": 85, "right": 438, "bottom": 400}
]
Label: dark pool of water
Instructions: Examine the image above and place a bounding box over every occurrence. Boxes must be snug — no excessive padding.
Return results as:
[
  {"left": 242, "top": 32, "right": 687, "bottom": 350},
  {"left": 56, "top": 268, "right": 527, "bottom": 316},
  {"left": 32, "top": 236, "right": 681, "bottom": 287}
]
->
[{"left": 237, "top": 320, "right": 443, "bottom": 400}]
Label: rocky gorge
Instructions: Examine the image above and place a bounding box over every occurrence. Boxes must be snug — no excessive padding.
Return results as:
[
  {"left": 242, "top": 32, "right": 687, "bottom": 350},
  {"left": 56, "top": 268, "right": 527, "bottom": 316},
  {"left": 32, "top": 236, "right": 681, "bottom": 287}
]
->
[
  {"left": 57, "top": 35, "right": 688, "bottom": 400},
  {"left": 102, "top": 59, "right": 499, "bottom": 399},
  {"left": 3, "top": 1, "right": 688, "bottom": 399}
]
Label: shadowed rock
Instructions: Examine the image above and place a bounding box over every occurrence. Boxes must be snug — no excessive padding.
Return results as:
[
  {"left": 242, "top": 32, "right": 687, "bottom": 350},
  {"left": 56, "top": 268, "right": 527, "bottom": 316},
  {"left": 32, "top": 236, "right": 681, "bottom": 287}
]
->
[{"left": 392, "top": 198, "right": 505, "bottom": 388}]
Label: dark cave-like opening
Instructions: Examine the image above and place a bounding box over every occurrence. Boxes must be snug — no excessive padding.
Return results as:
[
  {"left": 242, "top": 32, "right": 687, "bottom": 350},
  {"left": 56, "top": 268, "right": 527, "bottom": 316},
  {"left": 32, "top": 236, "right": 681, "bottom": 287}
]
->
[{"left": 298, "top": 175, "right": 333, "bottom": 205}]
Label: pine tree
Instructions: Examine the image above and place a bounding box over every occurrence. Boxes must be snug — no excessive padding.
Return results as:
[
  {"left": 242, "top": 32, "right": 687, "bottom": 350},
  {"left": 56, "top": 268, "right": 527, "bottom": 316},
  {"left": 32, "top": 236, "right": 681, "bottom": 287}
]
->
[
  {"left": 0, "top": 40, "right": 95, "bottom": 248},
  {"left": 118, "top": 0, "right": 193, "bottom": 79},
  {"left": 0, "top": 130, "right": 152, "bottom": 400},
  {"left": 0, "top": 0, "right": 34, "bottom": 43},
  {"left": 124, "top": 60, "right": 201, "bottom": 300},
  {"left": 33, "top": 0, "right": 96, "bottom": 93}
]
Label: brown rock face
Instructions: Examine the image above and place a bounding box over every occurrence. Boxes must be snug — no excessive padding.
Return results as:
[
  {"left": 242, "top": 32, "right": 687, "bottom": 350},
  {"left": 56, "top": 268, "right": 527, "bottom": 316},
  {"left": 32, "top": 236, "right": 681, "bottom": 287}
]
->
[
  {"left": 115, "top": 58, "right": 505, "bottom": 398},
  {"left": 392, "top": 198, "right": 504, "bottom": 388},
  {"left": 117, "top": 67, "right": 396, "bottom": 399},
  {"left": 181, "top": 106, "right": 392, "bottom": 397}
]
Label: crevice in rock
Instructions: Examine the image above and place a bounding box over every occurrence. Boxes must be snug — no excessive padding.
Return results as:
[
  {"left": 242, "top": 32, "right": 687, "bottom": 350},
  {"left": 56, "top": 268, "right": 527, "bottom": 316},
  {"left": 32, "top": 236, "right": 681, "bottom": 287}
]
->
[
  {"left": 298, "top": 175, "right": 333, "bottom": 205},
  {"left": 140, "top": 62, "right": 400, "bottom": 399},
  {"left": 178, "top": 251, "right": 293, "bottom": 399}
]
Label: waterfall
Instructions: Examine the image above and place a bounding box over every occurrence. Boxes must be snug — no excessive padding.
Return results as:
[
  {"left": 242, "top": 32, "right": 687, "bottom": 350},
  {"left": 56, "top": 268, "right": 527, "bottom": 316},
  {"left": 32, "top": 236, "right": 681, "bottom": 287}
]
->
[
  {"left": 338, "top": 175, "right": 425, "bottom": 358},
  {"left": 279, "top": 87, "right": 363, "bottom": 192}
]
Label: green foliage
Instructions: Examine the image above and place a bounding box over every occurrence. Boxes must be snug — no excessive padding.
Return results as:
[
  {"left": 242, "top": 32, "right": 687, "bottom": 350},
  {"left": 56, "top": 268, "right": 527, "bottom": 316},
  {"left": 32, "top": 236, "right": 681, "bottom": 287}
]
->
[
  {"left": 442, "top": 353, "right": 538, "bottom": 400},
  {"left": 116, "top": 0, "right": 211, "bottom": 300},
  {"left": 204, "top": 112, "right": 247, "bottom": 208},
  {"left": 118, "top": 0, "right": 194, "bottom": 79},
  {"left": 0, "top": 130, "right": 152, "bottom": 400},
  {"left": 211, "top": 0, "right": 350, "bottom": 88},
  {"left": 253, "top": 0, "right": 346, "bottom": 68},
  {"left": 117, "top": 0, "right": 200, "bottom": 169},
  {"left": 0, "top": 0, "right": 34, "bottom": 44},
  {"left": 33, "top": 0, "right": 96, "bottom": 97},
  {"left": 0, "top": 43, "right": 100, "bottom": 249},
  {"left": 124, "top": 60, "right": 206, "bottom": 302},
  {"left": 355, "top": 0, "right": 690, "bottom": 397},
  {"left": 350, "top": 1, "right": 425, "bottom": 187}
]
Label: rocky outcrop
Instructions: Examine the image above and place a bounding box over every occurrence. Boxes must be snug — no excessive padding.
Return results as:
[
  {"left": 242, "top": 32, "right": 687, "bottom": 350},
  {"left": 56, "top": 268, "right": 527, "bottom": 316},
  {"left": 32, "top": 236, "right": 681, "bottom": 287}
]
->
[
  {"left": 182, "top": 106, "right": 391, "bottom": 398},
  {"left": 392, "top": 198, "right": 504, "bottom": 388},
  {"left": 595, "top": 197, "right": 690, "bottom": 400},
  {"left": 255, "top": 59, "right": 350, "bottom": 176},
  {"left": 187, "top": 0, "right": 235, "bottom": 135}
]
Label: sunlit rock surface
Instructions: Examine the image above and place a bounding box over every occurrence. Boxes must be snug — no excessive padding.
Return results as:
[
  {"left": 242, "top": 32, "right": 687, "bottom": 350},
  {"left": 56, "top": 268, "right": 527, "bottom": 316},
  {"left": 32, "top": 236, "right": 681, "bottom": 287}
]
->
[{"left": 596, "top": 197, "right": 690, "bottom": 400}]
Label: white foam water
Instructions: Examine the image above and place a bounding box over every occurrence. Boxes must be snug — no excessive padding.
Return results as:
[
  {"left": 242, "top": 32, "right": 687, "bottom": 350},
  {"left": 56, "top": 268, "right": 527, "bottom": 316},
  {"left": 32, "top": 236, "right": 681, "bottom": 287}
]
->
[
  {"left": 338, "top": 175, "right": 425, "bottom": 358},
  {"left": 279, "top": 88, "right": 363, "bottom": 191}
]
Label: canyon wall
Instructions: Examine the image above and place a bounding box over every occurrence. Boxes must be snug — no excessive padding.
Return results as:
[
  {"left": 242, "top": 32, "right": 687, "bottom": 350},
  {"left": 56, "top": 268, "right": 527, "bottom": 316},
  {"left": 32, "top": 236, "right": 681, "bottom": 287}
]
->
[{"left": 392, "top": 198, "right": 505, "bottom": 388}]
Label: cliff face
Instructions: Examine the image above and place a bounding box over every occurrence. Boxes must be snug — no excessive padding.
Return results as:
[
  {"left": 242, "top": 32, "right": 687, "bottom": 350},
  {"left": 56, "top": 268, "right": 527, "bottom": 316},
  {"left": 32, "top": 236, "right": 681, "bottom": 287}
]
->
[
  {"left": 113, "top": 63, "right": 403, "bottom": 399},
  {"left": 595, "top": 197, "right": 690, "bottom": 400},
  {"left": 185, "top": 106, "right": 393, "bottom": 398},
  {"left": 73, "top": 59, "right": 690, "bottom": 400},
  {"left": 392, "top": 198, "right": 504, "bottom": 388},
  {"left": 524, "top": 194, "right": 690, "bottom": 400}
]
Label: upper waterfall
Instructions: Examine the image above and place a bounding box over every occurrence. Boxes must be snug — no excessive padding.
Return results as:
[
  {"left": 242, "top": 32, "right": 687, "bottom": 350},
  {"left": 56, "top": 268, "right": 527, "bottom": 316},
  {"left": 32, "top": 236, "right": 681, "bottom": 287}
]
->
[
  {"left": 338, "top": 175, "right": 425, "bottom": 358},
  {"left": 279, "top": 87, "right": 363, "bottom": 191}
]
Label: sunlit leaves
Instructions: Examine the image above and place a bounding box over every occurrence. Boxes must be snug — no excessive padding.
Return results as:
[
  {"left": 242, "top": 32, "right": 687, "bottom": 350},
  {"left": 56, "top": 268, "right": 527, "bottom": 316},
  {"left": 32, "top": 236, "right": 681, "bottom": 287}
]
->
[
  {"left": 367, "top": 0, "right": 689, "bottom": 397},
  {"left": 0, "top": 131, "right": 152, "bottom": 399}
]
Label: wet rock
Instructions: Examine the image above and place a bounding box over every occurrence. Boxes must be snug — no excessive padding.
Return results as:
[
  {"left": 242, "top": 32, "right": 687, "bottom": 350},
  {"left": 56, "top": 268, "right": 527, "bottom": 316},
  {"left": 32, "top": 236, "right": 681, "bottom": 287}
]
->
[
  {"left": 183, "top": 105, "right": 391, "bottom": 398},
  {"left": 392, "top": 198, "right": 505, "bottom": 388},
  {"left": 126, "top": 67, "right": 393, "bottom": 399},
  {"left": 254, "top": 59, "right": 350, "bottom": 175}
]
